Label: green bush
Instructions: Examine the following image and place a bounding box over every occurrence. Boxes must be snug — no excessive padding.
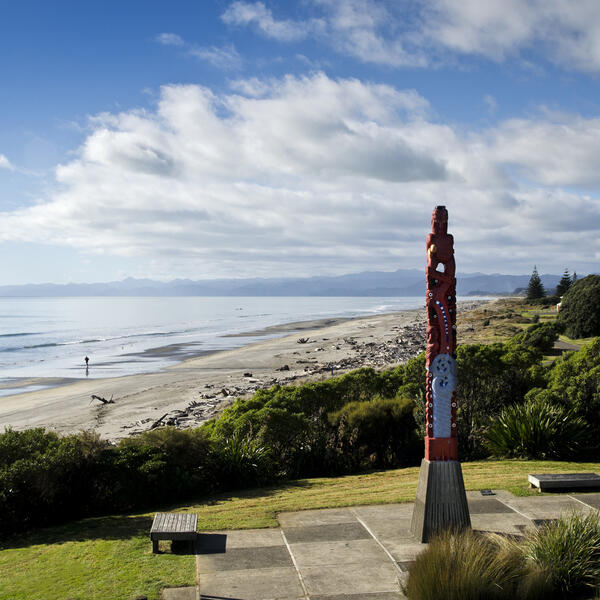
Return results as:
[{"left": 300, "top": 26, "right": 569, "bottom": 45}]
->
[
  {"left": 455, "top": 341, "right": 544, "bottom": 459},
  {"left": 557, "top": 274, "right": 600, "bottom": 338},
  {"left": 206, "top": 365, "right": 415, "bottom": 477},
  {"left": 485, "top": 397, "right": 590, "bottom": 459},
  {"left": 528, "top": 338, "right": 600, "bottom": 428},
  {"left": 507, "top": 321, "right": 563, "bottom": 355},
  {"left": 328, "top": 396, "right": 419, "bottom": 468},
  {"left": 0, "top": 427, "right": 59, "bottom": 466},
  {"left": 524, "top": 511, "right": 600, "bottom": 597},
  {"left": 0, "top": 426, "right": 224, "bottom": 536}
]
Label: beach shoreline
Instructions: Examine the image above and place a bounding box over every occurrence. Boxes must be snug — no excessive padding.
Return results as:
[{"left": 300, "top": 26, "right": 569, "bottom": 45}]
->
[{"left": 0, "top": 301, "right": 486, "bottom": 441}]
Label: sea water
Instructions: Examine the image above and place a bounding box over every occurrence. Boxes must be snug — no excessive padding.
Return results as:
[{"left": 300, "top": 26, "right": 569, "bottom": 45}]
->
[{"left": 0, "top": 296, "right": 428, "bottom": 396}]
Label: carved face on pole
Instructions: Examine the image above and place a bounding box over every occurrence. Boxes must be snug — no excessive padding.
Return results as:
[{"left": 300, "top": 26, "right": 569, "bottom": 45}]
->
[{"left": 424, "top": 205, "right": 458, "bottom": 461}]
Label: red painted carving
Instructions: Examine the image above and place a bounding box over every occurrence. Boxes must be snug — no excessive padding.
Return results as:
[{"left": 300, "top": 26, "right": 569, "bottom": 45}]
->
[{"left": 424, "top": 206, "right": 458, "bottom": 461}]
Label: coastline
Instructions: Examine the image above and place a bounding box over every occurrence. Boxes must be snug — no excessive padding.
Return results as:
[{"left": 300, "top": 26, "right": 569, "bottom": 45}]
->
[{"left": 0, "top": 300, "right": 486, "bottom": 441}]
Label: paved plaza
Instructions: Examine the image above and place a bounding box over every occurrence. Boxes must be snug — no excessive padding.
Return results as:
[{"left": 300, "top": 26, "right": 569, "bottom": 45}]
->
[{"left": 162, "top": 490, "right": 600, "bottom": 600}]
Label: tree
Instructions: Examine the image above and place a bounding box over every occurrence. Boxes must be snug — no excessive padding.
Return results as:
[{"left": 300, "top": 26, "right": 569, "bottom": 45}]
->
[
  {"left": 526, "top": 265, "right": 546, "bottom": 300},
  {"left": 557, "top": 274, "right": 600, "bottom": 339},
  {"left": 556, "top": 269, "right": 572, "bottom": 297}
]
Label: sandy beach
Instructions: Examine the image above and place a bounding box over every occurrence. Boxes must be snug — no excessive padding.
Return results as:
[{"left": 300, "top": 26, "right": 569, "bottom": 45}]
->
[{"left": 0, "top": 301, "right": 485, "bottom": 441}]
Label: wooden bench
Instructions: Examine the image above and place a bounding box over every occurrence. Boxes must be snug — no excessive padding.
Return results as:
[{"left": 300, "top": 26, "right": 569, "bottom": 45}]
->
[
  {"left": 528, "top": 473, "right": 600, "bottom": 492},
  {"left": 150, "top": 512, "right": 198, "bottom": 553}
]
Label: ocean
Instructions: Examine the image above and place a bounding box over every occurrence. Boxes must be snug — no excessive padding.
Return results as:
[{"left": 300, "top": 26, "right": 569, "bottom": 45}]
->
[{"left": 0, "top": 296, "right": 428, "bottom": 396}]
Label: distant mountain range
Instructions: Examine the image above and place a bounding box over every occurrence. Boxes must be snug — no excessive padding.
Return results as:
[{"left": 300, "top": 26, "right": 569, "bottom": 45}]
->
[{"left": 0, "top": 269, "right": 572, "bottom": 297}]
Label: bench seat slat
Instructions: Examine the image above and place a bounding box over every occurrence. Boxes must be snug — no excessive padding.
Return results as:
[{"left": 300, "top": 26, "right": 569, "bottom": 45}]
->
[{"left": 150, "top": 512, "right": 198, "bottom": 543}]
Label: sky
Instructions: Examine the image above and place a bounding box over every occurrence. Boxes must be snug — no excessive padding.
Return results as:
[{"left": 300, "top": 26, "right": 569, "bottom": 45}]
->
[{"left": 1, "top": 0, "right": 599, "bottom": 285}]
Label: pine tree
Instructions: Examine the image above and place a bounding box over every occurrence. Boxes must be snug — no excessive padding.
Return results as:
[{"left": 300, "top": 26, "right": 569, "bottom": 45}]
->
[
  {"left": 573, "top": 271, "right": 578, "bottom": 283},
  {"left": 556, "top": 269, "right": 572, "bottom": 297},
  {"left": 527, "top": 265, "right": 546, "bottom": 300}
]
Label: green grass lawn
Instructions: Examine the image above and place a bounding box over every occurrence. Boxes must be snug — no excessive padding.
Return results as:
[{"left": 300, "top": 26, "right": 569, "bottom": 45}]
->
[{"left": 3, "top": 459, "right": 600, "bottom": 600}]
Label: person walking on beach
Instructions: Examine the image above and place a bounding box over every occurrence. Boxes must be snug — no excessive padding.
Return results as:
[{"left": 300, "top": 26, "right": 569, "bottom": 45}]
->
[{"left": 85, "top": 356, "right": 89, "bottom": 367}]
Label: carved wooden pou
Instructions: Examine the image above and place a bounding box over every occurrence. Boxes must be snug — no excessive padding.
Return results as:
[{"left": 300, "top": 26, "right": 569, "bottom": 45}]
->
[
  {"left": 411, "top": 205, "right": 470, "bottom": 542},
  {"left": 424, "top": 205, "right": 458, "bottom": 461}
]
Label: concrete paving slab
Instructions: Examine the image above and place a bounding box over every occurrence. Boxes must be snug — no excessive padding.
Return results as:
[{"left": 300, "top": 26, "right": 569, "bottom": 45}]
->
[
  {"left": 468, "top": 498, "right": 516, "bottom": 514},
  {"left": 351, "top": 504, "right": 414, "bottom": 520},
  {"left": 499, "top": 495, "right": 593, "bottom": 520},
  {"left": 378, "top": 539, "right": 427, "bottom": 562},
  {"left": 570, "top": 493, "right": 600, "bottom": 509},
  {"left": 289, "top": 539, "right": 389, "bottom": 568},
  {"left": 171, "top": 493, "right": 600, "bottom": 600},
  {"left": 283, "top": 522, "right": 370, "bottom": 543},
  {"left": 301, "top": 562, "right": 401, "bottom": 596},
  {"left": 470, "top": 512, "right": 532, "bottom": 535},
  {"left": 198, "top": 566, "right": 304, "bottom": 600},
  {"left": 354, "top": 517, "right": 413, "bottom": 540},
  {"left": 278, "top": 508, "right": 355, "bottom": 528},
  {"left": 198, "top": 528, "right": 284, "bottom": 550},
  {"left": 197, "top": 545, "right": 292, "bottom": 573},
  {"left": 161, "top": 587, "right": 196, "bottom": 600}
]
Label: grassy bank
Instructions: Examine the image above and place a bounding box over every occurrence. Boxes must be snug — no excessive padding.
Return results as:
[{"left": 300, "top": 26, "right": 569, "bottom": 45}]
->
[
  {"left": 3, "top": 459, "right": 600, "bottom": 600},
  {"left": 459, "top": 297, "right": 590, "bottom": 349}
]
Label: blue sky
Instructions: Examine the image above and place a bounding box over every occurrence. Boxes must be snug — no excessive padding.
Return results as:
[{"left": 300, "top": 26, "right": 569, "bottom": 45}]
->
[{"left": 1, "top": 0, "right": 599, "bottom": 284}]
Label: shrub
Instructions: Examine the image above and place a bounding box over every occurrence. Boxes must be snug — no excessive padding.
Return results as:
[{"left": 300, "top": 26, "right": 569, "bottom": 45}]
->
[
  {"left": 0, "top": 427, "right": 59, "bottom": 466},
  {"left": 507, "top": 321, "right": 563, "bottom": 355},
  {"left": 404, "top": 529, "right": 543, "bottom": 600},
  {"left": 118, "top": 427, "right": 220, "bottom": 501},
  {"left": 524, "top": 511, "right": 600, "bottom": 597},
  {"left": 557, "top": 274, "right": 600, "bottom": 338},
  {"left": 485, "top": 397, "right": 590, "bottom": 459},
  {"left": 455, "top": 341, "right": 543, "bottom": 459},
  {"left": 206, "top": 365, "right": 416, "bottom": 477},
  {"left": 528, "top": 338, "right": 600, "bottom": 428},
  {"left": 328, "top": 396, "right": 419, "bottom": 468}
]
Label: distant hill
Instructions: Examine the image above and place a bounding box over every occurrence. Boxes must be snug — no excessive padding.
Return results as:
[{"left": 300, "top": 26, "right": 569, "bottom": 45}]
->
[{"left": 0, "top": 270, "right": 573, "bottom": 297}]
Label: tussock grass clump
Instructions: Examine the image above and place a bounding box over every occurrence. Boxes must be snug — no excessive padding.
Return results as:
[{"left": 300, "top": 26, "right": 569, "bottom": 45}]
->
[
  {"left": 524, "top": 511, "right": 600, "bottom": 597},
  {"left": 406, "top": 513, "right": 600, "bottom": 599},
  {"left": 403, "top": 529, "right": 543, "bottom": 600}
]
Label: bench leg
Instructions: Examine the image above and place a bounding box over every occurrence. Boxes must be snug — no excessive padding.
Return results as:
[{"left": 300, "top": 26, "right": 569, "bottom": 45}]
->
[{"left": 152, "top": 539, "right": 159, "bottom": 554}]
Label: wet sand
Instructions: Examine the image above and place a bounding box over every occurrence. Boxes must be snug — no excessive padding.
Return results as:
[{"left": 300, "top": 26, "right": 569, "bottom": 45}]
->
[{"left": 0, "top": 302, "right": 484, "bottom": 441}]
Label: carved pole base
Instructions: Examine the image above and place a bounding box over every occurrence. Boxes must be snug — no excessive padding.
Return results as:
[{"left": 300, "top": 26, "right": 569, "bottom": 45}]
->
[
  {"left": 424, "top": 437, "right": 458, "bottom": 461},
  {"left": 411, "top": 459, "right": 471, "bottom": 543}
]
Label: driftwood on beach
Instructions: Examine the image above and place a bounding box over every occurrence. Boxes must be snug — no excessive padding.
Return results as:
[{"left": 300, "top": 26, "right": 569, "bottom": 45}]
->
[{"left": 90, "top": 394, "right": 114, "bottom": 405}]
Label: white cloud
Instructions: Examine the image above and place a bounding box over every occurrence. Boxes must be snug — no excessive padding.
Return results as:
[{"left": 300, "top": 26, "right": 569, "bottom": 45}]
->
[
  {"left": 155, "top": 32, "right": 242, "bottom": 71},
  {"left": 155, "top": 32, "right": 185, "bottom": 46},
  {"left": 220, "top": 0, "right": 600, "bottom": 72},
  {"left": 424, "top": 0, "right": 600, "bottom": 71},
  {"left": 222, "top": 1, "right": 316, "bottom": 42},
  {"left": 313, "top": 0, "right": 427, "bottom": 67},
  {"left": 483, "top": 94, "right": 497, "bottom": 115},
  {"left": 0, "top": 154, "right": 14, "bottom": 170},
  {"left": 1, "top": 74, "right": 599, "bottom": 277},
  {"left": 188, "top": 44, "right": 242, "bottom": 70},
  {"left": 487, "top": 113, "right": 600, "bottom": 187}
]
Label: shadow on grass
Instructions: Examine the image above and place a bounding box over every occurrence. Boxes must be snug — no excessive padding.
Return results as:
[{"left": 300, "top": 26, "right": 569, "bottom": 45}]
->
[
  {"left": 0, "top": 478, "right": 318, "bottom": 552},
  {"left": 175, "top": 477, "right": 319, "bottom": 510},
  {"left": 0, "top": 514, "right": 154, "bottom": 551}
]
